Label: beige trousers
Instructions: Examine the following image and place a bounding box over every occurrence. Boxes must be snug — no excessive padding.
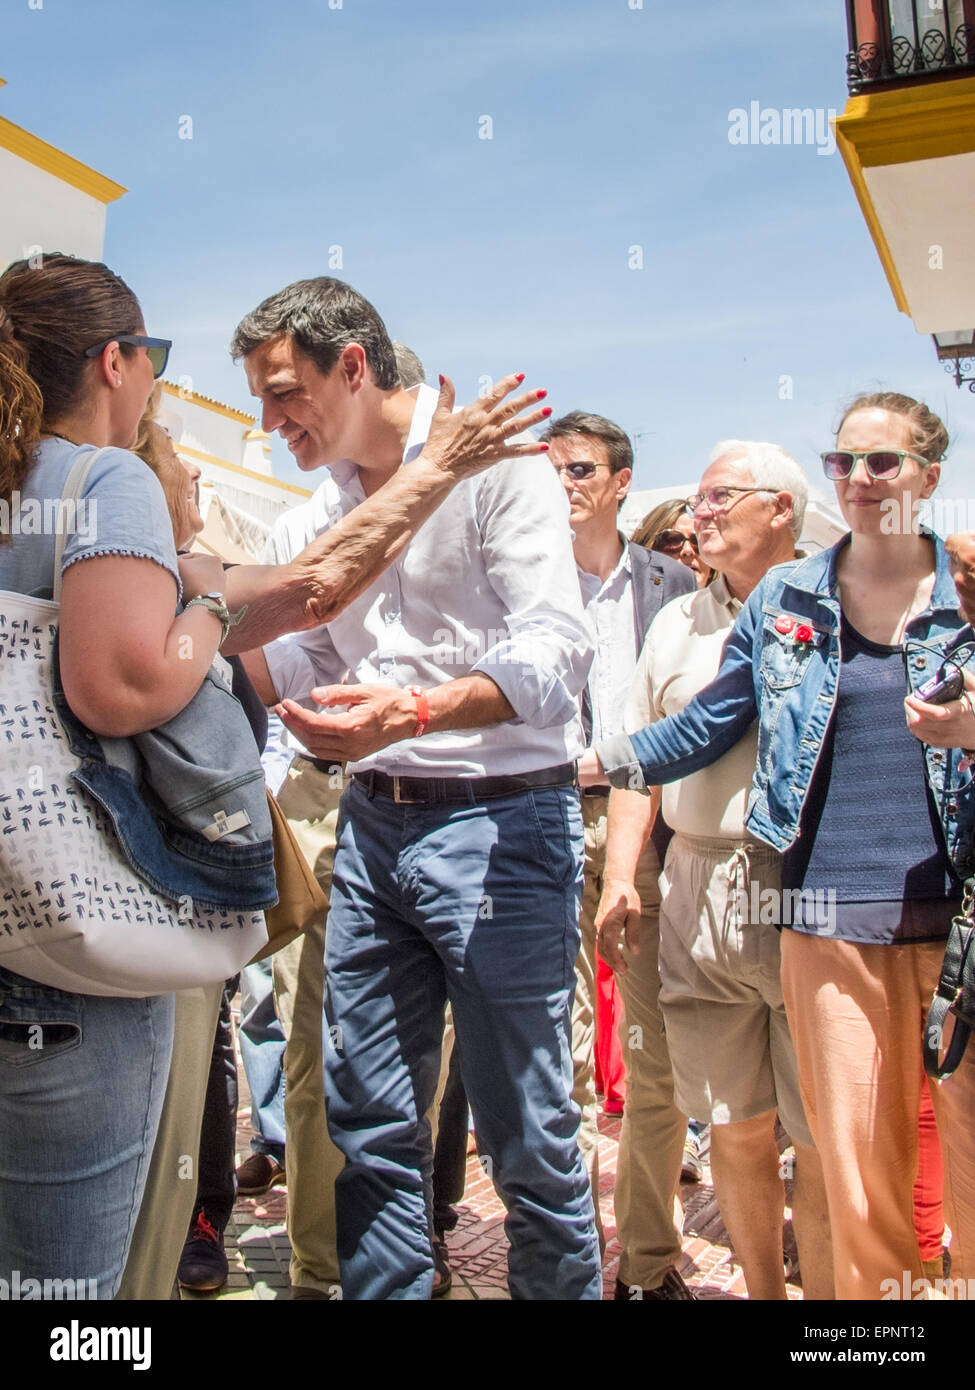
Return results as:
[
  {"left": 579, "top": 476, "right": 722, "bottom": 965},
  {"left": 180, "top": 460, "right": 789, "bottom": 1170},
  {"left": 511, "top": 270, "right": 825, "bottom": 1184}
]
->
[
  {"left": 571, "top": 794, "right": 685, "bottom": 1285},
  {"left": 571, "top": 797, "right": 606, "bottom": 1248},
  {"left": 271, "top": 759, "right": 347, "bottom": 1294},
  {"left": 614, "top": 835, "right": 687, "bottom": 1290},
  {"left": 116, "top": 982, "right": 224, "bottom": 1300}
]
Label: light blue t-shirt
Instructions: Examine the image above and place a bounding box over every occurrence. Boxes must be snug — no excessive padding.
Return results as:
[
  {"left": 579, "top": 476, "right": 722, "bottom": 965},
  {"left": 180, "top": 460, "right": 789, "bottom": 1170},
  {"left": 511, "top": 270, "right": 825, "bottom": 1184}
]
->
[{"left": 0, "top": 436, "right": 181, "bottom": 599}]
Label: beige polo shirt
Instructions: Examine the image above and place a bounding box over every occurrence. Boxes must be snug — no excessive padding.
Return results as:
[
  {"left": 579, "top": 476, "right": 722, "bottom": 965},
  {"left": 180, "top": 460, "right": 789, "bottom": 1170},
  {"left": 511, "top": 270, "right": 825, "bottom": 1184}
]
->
[{"left": 624, "top": 575, "right": 760, "bottom": 840}]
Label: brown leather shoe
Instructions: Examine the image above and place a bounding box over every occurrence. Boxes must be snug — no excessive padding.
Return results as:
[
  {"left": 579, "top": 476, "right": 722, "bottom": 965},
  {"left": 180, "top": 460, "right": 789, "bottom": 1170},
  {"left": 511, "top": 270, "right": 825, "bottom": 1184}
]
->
[
  {"left": 235, "top": 1152, "right": 287, "bottom": 1197},
  {"left": 614, "top": 1269, "right": 695, "bottom": 1300}
]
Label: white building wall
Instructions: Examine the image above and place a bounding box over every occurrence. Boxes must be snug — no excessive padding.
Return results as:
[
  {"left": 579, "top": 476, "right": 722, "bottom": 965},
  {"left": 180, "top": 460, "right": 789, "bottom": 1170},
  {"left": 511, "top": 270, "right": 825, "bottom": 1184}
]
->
[
  {"left": 0, "top": 148, "right": 108, "bottom": 269},
  {"left": 160, "top": 392, "right": 251, "bottom": 469}
]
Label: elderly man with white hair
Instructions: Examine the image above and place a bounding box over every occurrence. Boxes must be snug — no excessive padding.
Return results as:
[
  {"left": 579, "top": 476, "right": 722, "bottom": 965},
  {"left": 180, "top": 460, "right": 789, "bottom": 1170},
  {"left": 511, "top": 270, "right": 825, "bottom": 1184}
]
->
[{"left": 594, "top": 439, "right": 834, "bottom": 1301}]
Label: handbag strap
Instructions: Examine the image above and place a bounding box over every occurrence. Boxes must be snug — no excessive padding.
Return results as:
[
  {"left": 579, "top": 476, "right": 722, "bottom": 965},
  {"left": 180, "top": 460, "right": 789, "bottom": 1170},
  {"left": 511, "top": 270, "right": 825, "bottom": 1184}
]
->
[
  {"left": 52, "top": 447, "right": 105, "bottom": 602},
  {"left": 924, "top": 878, "right": 975, "bottom": 1081}
]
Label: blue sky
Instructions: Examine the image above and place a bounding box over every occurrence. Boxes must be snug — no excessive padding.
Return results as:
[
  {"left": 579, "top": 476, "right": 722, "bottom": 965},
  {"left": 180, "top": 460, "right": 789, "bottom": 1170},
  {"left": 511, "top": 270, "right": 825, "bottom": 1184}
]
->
[{"left": 3, "top": 0, "right": 973, "bottom": 503}]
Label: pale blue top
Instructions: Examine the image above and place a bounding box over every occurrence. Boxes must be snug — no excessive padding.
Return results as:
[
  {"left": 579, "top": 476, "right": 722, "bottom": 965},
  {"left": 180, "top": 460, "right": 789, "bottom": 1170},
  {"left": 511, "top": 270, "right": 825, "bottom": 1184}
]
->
[{"left": 0, "top": 436, "right": 180, "bottom": 599}]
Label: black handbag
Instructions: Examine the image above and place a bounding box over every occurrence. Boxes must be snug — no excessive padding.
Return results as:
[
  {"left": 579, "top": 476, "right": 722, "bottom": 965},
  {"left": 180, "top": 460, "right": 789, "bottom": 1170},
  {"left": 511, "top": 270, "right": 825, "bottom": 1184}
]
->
[{"left": 923, "top": 876, "right": 975, "bottom": 1080}]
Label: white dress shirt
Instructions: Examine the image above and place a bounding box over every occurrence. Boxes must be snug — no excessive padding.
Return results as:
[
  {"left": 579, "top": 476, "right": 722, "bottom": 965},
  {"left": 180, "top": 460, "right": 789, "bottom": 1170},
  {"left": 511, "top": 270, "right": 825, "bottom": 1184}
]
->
[
  {"left": 263, "top": 385, "right": 592, "bottom": 777},
  {"left": 577, "top": 542, "right": 641, "bottom": 745}
]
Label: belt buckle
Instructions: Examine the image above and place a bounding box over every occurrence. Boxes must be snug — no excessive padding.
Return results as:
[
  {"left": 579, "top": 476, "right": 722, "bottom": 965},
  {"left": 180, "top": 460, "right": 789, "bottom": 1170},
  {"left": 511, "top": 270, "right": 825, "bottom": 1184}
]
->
[{"left": 392, "top": 777, "right": 416, "bottom": 804}]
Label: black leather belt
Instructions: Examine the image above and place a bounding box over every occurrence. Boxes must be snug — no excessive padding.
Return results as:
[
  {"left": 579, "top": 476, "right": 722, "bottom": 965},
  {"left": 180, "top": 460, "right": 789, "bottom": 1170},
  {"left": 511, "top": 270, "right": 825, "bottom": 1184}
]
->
[
  {"left": 581, "top": 784, "right": 611, "bottom": 798},
  {"left": 352, "top": 762, "right": 577, "bottom": 805}
]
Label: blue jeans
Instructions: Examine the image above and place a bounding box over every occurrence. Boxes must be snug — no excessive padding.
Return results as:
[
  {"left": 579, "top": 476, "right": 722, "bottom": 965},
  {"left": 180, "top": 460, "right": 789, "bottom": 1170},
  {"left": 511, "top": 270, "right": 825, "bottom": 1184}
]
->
[
  {"left": 239, "top": 960, "right": 286, "bottom": 1163},
  {"left": 324, "top": 780, "right": 602, "bottom": 1301},
  {"left": 0, "top": 965, "right": 174, "bottom": 1300}
]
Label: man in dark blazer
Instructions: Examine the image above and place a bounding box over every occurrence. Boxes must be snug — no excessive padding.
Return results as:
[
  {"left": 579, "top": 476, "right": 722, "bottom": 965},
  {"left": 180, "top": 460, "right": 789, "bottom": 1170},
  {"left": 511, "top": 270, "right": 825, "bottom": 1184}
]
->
[{"left": 544, "top": 411, "right": 695, "bottom": 1297}]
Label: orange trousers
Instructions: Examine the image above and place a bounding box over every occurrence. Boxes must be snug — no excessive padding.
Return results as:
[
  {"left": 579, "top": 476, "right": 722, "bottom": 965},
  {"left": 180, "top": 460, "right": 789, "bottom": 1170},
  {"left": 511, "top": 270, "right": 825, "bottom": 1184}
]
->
[{"left": 780, "top": 931, "right": 975, "bottom": 1300}]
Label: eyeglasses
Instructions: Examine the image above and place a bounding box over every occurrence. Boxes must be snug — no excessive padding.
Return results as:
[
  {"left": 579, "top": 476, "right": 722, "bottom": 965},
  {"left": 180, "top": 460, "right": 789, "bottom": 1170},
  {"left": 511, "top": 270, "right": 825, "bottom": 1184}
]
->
[
  {"left": 654, "top": 529, "right": 699, "bottom": 555},
  {"left": 820, "top": 449, "right": 930, "bottom": 482},
  {"left": 84, "top": 335, "right": 173, "bottom": 380},
  {"left": 552, "top": 461, "right": 613, "bottom": 481},
  {"left": 685, "top": 485, "right": 773, "bottom": 513}
]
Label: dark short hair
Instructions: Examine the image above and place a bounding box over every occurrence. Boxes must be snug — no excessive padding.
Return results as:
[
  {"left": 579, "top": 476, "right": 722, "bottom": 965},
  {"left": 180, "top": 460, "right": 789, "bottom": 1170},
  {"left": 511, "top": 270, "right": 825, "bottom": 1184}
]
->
[
  {"left": 230, "top": 276, "right": 399, "bottom": 389},
  {"left": 540, "top": 410, "right": 633, "bottom": 473}
]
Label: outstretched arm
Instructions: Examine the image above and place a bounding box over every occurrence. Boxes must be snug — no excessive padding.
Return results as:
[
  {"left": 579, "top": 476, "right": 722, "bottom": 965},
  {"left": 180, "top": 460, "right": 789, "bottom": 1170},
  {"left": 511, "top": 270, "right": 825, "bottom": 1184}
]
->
[
  {"left": 593, "top": 589, "right": 762, "bottom": 790},
  {"left": 181, "top": 373, "right": 552, "bottom": 655}
]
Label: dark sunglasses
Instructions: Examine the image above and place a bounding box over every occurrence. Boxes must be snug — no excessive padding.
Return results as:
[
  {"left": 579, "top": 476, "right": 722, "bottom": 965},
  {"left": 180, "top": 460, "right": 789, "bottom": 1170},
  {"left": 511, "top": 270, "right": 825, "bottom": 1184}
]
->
[
  {"left": 552, "top": 461, "right": 613, "bottom": 481},
  {"left": 84, "top": 335, "right": 172, "bottom": 380},
  {"left": 820, "top": 449, "right": 930, "bottom": 482},
  {"left": 654, "top": 529, "right": 699, "bottom": 554}
]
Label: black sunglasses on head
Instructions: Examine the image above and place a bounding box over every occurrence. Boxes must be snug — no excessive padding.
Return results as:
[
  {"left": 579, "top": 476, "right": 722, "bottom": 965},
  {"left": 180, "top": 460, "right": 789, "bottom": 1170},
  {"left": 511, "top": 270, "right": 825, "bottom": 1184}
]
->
[{"left": 84, "top": 335, "right": 172, "bottom": 380}]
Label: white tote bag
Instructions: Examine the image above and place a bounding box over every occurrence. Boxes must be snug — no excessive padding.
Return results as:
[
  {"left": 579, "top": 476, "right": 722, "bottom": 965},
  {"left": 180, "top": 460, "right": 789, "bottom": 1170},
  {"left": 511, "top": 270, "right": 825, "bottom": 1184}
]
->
[{"left": 0, "top": 452, "right": 267, "bottom": 997}]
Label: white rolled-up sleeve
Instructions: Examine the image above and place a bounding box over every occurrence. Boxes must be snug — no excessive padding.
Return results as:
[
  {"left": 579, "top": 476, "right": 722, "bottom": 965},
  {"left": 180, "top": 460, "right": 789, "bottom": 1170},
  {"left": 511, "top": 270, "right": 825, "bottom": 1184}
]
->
[
  {"left": 470, "top": 457, "right": 593, "bottom": 729},
  {"left": 263, "top": 623, "right": 348, "bottom": 704}
]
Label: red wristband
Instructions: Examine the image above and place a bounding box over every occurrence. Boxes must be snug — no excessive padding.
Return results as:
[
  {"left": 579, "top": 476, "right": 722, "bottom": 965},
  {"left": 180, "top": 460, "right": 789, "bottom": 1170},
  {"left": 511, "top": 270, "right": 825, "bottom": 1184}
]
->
[{"left": 409, "top": 686, "right": 429, "bottom": 738}]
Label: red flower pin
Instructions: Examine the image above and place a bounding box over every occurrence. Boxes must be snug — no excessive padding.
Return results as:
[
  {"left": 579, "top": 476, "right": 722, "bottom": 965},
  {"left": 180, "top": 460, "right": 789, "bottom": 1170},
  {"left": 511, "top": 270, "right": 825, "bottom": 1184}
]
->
[{"left": 795, "top": 624, "right": 813, "bottom": 644}]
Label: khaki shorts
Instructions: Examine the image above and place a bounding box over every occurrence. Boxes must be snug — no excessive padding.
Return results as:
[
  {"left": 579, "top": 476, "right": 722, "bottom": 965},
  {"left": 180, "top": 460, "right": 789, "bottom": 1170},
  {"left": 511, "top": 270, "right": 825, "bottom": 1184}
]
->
[{"left": 657, "top": 832, "right": 812, "bottom": 1146}]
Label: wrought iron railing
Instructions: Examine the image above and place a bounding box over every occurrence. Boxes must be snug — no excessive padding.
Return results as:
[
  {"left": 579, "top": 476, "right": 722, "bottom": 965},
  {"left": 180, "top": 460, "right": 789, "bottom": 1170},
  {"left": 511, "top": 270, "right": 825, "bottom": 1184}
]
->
[{"left": 846, "top": 0, "right": 975, "bottom": 91}]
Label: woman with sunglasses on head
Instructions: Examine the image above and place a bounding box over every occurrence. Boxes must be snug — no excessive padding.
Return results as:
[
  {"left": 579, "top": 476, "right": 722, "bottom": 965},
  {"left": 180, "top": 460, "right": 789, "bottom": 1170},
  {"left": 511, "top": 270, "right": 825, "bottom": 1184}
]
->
[
  {"left": 631, "top": 498, "right": 713, "bottom": 588},
  {"left": 589, "top": 392, "right": 975, "bottom": 1299},
  {"left": 0, "top": 252, "right": 551, "bottom": 1299}
]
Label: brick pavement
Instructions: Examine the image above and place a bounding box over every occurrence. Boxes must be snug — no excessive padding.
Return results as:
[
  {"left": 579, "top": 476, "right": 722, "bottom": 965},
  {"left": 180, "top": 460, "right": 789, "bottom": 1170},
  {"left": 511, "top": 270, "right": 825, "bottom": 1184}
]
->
[{"left": 181, "top": 1078, "right": 804, "bottom": 1301}]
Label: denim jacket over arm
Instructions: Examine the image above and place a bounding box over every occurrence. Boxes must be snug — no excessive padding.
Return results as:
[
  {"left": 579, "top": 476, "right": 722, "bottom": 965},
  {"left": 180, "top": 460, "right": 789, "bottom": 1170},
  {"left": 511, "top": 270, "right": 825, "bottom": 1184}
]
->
[
  {"left": 596, "top": 531, "right": 975, "bottom": 878},
  {"left": 52, "top": 635, "right": 277, "bottom": 913}
]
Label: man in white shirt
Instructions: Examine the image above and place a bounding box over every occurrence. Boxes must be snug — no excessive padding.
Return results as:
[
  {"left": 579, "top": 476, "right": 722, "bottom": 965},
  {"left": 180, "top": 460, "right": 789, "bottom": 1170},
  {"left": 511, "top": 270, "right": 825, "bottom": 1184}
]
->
[
  {"left": 594, "top": 441, "right": 833, "bottom": 1300},
  {"left": 544, "top": 411, "right": 695, "bottom": 1298},
  {"left": 233, "top": 276, "right": 602, "bottom": 1300}
]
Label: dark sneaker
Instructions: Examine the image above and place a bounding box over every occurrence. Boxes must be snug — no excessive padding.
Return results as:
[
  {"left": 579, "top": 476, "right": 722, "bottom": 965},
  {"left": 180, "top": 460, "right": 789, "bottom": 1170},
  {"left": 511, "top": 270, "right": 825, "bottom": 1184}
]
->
[
  {"left": 614, "top": 1269, "right": 695, "bottom": 1301},
  {"left": 432, "top": 1233, "right": 452, "bottom": 1299},
  {"left": 235, "top": 1152, "right": 287, "bottom": 1197},
  {"left": 177, "top": 1210, "right": 229, "bottom": 1292}
]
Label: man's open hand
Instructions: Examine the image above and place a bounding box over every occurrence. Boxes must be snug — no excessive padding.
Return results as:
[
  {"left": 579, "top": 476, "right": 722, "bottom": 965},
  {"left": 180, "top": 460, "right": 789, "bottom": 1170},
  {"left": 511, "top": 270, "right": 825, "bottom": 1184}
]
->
[{"left": 275, "top": 684, "right": 417, "bottom": 763}]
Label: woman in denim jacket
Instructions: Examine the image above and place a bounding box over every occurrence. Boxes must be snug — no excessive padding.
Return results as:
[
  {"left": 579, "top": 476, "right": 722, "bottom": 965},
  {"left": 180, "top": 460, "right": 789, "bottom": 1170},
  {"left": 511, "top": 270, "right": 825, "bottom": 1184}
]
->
[
  {"left": 0, "top": 252, "right": 547, "bottom": 1300},
  {"left": 592, "top": 393, "right": 975, "bottom": 1300}
]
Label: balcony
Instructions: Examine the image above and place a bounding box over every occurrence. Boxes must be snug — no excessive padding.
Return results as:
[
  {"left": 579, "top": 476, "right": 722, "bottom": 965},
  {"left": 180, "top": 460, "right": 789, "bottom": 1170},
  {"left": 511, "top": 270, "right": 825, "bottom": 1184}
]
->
[{"left": 846, "top": 0, "right": 975, "bottom": 92}]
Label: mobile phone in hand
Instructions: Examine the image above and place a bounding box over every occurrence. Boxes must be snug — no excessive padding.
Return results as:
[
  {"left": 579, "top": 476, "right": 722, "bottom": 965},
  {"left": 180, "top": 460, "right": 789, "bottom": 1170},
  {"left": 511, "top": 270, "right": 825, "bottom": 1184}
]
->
[{"left": 916, "top": 665, "right": 964, "bottom": 704}]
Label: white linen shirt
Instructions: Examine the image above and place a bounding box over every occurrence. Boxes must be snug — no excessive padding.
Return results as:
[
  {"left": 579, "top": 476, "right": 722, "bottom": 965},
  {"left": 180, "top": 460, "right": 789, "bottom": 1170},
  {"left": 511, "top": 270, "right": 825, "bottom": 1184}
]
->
[
  {"left": 263, "top": 385, "right": 592, "bottom": 777},
  {"left": 576, "top": 543, "right": 641, "bottom": 745}
]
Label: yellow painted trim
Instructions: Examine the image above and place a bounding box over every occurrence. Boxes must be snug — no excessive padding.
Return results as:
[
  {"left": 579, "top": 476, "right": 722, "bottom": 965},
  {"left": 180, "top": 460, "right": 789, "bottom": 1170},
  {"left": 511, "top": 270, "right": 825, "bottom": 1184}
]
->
[
  {"left": 835, "top": 76, "right": 975, "bottom": 167},
  {"left": 830, "top": 79, "right": 975, "bottom": 320},
  {"left": 176, "top": 441, "right": 311, "bottom": 497},
  {"left": 834, "top": 121, "right": 911, "bottom": 316},
  {"left": 0, "top": 114, "right": 126, "bottom": 204},
  {"left": 161, "top": 381, "right": 256, "bottom": 425}
]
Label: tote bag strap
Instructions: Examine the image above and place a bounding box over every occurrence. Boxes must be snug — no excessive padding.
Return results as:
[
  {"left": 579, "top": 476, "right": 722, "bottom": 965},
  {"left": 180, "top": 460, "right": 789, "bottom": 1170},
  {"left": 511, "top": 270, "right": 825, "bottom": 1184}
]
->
[
  {"left": 924, "top": 876, "right": 975, "bottom": 1081},
  {"left": 52, "top": 447, "right": 106, "bottom": 602}
]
